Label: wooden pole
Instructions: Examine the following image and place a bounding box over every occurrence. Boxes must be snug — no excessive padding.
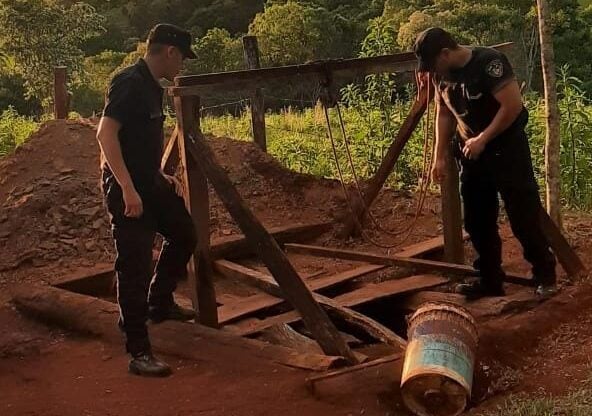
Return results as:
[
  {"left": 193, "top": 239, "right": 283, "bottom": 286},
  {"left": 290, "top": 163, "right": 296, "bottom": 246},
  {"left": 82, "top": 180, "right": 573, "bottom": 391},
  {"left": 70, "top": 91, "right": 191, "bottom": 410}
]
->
[
  {"left": 184, "top": 133, "right": 358, "bottom": 364},
  {"left": 441, "top": 147, "right": 465, "bottom": 264},
  {"left": 340, "top": 97, "right": 427, "bottom": 237},
  {"left": 53, "top": 66, "right": 68, "bottom": 119},
  {"left": 174, "top": 94, "right": 218, "bottom": 328},
  {"left": 242, "top": 36, "right": 267, "bottom": 152}
]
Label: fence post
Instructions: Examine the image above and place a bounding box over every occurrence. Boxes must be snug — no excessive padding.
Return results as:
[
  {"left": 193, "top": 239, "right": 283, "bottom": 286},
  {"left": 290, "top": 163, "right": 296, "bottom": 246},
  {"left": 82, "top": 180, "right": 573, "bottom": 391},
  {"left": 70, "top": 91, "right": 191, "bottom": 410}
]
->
[
  {"left": 53, "top": 66, "right": 68, "bottom": 119},
  {"left": 441, "top": 148, "right": 465, "bottom": 264},
  {"left": 242, "top": 36, "right": 267, "bottom": 152}
]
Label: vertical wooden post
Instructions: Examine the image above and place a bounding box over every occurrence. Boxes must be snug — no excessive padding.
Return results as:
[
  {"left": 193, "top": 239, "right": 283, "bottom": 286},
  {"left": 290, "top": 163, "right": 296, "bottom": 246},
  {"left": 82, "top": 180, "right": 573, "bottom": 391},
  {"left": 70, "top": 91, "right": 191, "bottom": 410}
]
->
[
  {"left": 242, "top": 36, "right": 267, "bottom": 152},
  {"left": 441, "top": 148, "right": 465, "bottom": 264},
  {"left": 53, "top": 66, "right": 68, "bottom": 119},
  {"left": 173, "top": 94, "right": 219, "bottom": 328}
]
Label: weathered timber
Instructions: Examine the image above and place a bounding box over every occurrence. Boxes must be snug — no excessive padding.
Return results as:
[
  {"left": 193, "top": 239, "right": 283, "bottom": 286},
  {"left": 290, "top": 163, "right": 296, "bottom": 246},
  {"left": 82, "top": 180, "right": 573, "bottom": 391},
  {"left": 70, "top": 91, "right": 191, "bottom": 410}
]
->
[
  {"left": 341, "top": 95, "right": 427, "bottom": 237},
  {"left": 11, "top": 284, "right": 342, "bottom": 372},
  {"left": 174, "top": 94, "right": 219, "bottom": 327},
  {"left": 185, "top": 134, "right": 358, "bottom": 364},
  {"left": 54, "top": 66, "right": 68, "bottom": 119},
  {"left": 161, "top": 126, "right": 179, "bottom": 174},
  {"left": 172, "top": 43, "right": 513, "bottom": 96},
  {"left": 306, "top": 353, "right": 403, "bottom": 394},
  {"left": 539, "top": 209, "right": 587, "bottom": 276},
  {"left": 52, "top": 263, "right": 114, "bottom": 296},
  {"left": 284, "top": 243, "right": 534, "bottom": 286},
  {"left": 243, "top": 36, "right": 267, "bottom": 152},
  {"left": 396, "top": 233, "right": 469, "bottom": 258},
  {"left": 216, "top": 264, "right": 386, "bottom": 324}
]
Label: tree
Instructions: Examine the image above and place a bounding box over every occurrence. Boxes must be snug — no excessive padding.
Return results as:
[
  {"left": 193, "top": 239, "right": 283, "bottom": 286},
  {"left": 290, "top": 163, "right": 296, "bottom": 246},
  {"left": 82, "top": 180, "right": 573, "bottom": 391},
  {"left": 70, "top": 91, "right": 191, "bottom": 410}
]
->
[
  {"left": 0, "top": 0, "right": 104, "bottom": 104},
  {"left": 185, "top": 28, "right": 243, "bottom": 74},
  {"left": 248, "top": 1, "right": 341, "bottom": 65},
  {"left": 536, "top": 0, "right": 562, "bottom": 226}
]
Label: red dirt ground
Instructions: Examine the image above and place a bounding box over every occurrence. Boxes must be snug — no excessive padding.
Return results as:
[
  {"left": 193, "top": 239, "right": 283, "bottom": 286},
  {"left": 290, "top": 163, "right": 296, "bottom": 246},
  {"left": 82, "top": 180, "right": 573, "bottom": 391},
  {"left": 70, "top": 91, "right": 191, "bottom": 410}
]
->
[{"left": 1, "top": 120, "right": 592, "bottom": 416}]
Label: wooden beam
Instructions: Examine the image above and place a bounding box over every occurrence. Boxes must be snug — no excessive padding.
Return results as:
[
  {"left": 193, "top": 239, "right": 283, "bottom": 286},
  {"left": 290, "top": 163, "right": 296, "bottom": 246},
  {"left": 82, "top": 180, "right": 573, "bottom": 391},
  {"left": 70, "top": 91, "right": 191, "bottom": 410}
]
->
[
  {"left": 306, "top": 353, "right": 403, "bottom": 394},
  {"left": 284, "top": 243, "right": 534, "bottom": 286},
  {"left": 340, "top": 96, "right": 427, "bottom": 237},
  {"left": 539, "top": 209, "right": 587, "bottom": 276},
  {"left": 185, "top": 134, "right": 358, "bottom": 364},
  {"left": 243, "top": 36, "right": 267, "bottom": 152},
  {"left": 12, "top": 284, "right": 343, "bottom": 372},
  {"left": 174, "top": 95, "right": 219, "bottom": 327},
  {"left": 212, "top": 221, "right": 332, "bottom": 260},
  {"left": 232, "top": 270, "right": 445, "bottom": 348},
  {"left": 217, "top": 264, "right": 386, "bottom": 324},
  {"left": 171, "top": 43, "right": 513, "bottom": 95},
  {"left": 441, "top": 150, "right": 465, "bottom": 264},
  {"left": 396, "top": 233, "right": 469, "bottom": 258},
  {"left": 54, "top": 66, "right": 68, "bottom": 119},
  {"left": 161, "top": 125, "right": 179, "bottom": 174}
]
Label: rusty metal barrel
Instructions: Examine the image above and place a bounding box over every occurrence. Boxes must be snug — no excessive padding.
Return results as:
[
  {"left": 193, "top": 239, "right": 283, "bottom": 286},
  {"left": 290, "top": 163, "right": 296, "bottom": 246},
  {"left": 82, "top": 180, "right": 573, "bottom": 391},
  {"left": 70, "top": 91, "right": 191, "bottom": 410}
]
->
[{"left": 401, "top": 302, "right": 479, "bottom": 416}]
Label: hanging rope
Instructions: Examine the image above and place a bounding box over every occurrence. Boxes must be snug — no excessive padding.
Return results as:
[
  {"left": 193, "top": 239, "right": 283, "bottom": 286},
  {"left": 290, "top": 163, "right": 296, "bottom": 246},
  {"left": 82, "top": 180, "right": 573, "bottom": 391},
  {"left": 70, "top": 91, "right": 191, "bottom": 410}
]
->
[{"left": 321, "top": 74, "right": 435, "bottom": 250}]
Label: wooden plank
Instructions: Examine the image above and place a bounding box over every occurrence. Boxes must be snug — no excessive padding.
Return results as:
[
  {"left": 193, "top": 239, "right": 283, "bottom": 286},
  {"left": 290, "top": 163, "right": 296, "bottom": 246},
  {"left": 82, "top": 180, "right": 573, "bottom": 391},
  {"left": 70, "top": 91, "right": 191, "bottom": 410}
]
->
[
  {"left": 441, "top": 149, "right": 465, "bottom": 264},
  {"left": 243, "top": 36, "right": 267, "bottom": 152},
  {"left": 396, "top": 233, "right": 469, "bottom": 258},
  {"left": 12, "top": 284, "right": 343, "bottom": 372},
  {"left": 53, "top": 66, "right": 68, "bottom": 119},
  {"left": 211, "top": 221, "right": 332, "bottom": 260},
  {"left": 174, "top": 95, "right": 218, "bottom": 327},
  {"left": 332, "top": 275, "right": 448, "bottom": 307},
  {"left": 172, "top": 43, "right": 513, "bottom": 94},
  {"left": 217, "top": 264, "right": 386, "bottom": 324},
  {"left": 185, "top": 134, "right": 358, "bottom": 364},
  {"left": 222, "top": 262, "right": 442, "bottom": 348},
  {"left": 161, "top": 125, "right": 179, "bottom": 174},
  {"left": 306, "top": 353, "right": 403, "bottom": 393},
  {"left": 285, "top": 243, "right": 534, "bottom": 286},
  {"left": 539, "top": 209, "right": 586, "bottom": 276}
]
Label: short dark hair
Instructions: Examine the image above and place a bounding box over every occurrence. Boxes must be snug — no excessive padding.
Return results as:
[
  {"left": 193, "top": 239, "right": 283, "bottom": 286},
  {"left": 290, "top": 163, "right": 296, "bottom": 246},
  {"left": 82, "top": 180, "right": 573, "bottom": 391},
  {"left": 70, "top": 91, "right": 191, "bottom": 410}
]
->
[
  {"left": 147, "top": 42, "right": 167, "bottom": 56},
  {"left": 414, "top": 28, "right": 459, "bottom": 71}
]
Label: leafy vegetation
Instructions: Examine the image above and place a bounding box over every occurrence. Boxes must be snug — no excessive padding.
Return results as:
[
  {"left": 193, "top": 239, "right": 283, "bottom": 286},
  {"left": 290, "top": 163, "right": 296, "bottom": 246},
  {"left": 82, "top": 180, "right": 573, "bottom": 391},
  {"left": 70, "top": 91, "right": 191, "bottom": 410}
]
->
[{"left": 0, "top": 107, "right": 39, "bottom": 157}]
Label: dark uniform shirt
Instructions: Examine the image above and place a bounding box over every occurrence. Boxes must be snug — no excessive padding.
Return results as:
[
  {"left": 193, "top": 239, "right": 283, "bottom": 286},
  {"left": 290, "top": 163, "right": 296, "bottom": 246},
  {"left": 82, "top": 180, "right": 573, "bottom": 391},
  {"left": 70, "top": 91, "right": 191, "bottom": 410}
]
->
[
  {"left": 435, "top": 47, "right": 527, "bottom": 140},
  {"left": 102, "top": 58, "right": 165, "bottom": 194}
]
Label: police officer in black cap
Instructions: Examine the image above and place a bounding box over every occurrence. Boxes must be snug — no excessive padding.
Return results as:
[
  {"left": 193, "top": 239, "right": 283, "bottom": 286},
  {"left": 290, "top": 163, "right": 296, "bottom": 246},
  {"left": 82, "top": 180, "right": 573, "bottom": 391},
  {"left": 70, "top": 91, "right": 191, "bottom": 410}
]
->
[
  {"left": 97, "top": 24, "right": 198, "bottom": 377},
  {"left": 414, "top": 27, "right": 557, "bottom": 300}
]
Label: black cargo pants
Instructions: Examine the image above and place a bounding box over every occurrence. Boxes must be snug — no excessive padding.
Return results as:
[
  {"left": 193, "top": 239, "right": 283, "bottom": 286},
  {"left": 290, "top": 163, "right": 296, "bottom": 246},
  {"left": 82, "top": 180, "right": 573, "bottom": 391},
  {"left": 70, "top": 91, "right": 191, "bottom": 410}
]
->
[
  {"left": 102, "top": 172, "right": 197, "bottom": 356},
  {"left": 454, "top": 126, "right": 556, "bottom": 288}
]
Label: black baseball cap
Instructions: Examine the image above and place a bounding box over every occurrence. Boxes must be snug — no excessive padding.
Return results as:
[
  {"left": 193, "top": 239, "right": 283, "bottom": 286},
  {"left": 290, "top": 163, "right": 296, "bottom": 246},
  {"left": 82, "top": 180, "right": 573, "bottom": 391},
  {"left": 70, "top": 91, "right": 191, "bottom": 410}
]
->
[
  {"left": 413, "top": 27, "right": 458, "bottom": 72},
  {"left": 147, "top": 23, "right": 197, "bottom": 59}
]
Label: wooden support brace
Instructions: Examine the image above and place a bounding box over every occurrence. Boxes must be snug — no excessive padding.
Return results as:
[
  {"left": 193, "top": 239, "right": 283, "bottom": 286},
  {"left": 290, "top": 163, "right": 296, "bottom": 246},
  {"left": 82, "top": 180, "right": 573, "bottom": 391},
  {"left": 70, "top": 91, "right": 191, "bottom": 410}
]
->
[
  {"left": 184, "top": 133, "right": 358, "bottom": 364},
  {"left": 216, "top": 264, "right": 386, "bottom": 325},
  {"left": 284, "top": 243, "right": 534, "bottom": 286},
  {"left": 174, "top": 95, "right": 219, "bottom": 327},
  {"left": 539, "top": 209, "right": 587, "bottom": 277},
  {"left": 215, "top": 260, "right": 444, "bottom": 349},
  {"left": 161, "top": 125, "right": 179, "bottom": 174},
  {"left": 340, "top": 96, "right": 427, "bottom": 237}
]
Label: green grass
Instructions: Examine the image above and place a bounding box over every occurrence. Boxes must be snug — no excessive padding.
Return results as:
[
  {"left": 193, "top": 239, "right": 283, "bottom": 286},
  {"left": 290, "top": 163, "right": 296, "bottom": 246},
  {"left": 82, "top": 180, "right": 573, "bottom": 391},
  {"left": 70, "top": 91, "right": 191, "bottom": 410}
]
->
[
  {"left": 0, "top": 107, "right": 39, "bottom": 157},
  {"left": 483, "top": 374, "right": 592, "bottom": 416}
]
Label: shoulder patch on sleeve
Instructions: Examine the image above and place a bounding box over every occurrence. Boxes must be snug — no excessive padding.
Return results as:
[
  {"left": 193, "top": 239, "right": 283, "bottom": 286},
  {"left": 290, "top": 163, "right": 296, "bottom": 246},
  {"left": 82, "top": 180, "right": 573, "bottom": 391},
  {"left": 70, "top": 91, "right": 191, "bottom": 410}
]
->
[{"left": 486, "top": 59, "right": 504, "bottom": 78}]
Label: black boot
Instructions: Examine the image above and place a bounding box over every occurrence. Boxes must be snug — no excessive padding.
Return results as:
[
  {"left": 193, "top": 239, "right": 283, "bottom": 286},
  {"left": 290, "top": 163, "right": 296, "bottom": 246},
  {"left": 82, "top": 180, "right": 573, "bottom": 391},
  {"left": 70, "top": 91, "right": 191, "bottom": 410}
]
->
[
  {"left": 456, "top": 280, "right": 505, "bottom": 301},
  {"left": 128, "top": 352, "right": 172, "bottom": 377},
  {"left": 149, "top": 302, "right": 195, "bottom": 323}
]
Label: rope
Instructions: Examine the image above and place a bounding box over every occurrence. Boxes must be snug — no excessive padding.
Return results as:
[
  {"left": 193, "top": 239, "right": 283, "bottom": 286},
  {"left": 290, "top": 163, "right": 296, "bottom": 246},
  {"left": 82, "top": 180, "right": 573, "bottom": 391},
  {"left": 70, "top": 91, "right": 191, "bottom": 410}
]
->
[{"left": 322, "top": 75, "right": 435, "bottom": 249}]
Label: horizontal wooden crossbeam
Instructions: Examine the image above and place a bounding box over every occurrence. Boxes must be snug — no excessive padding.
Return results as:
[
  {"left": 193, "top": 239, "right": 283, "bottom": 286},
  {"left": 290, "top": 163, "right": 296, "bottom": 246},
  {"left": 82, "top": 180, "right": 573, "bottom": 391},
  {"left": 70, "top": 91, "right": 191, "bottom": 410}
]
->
[
  {"left": 170, "top": 43, "right": 513, "bottom": 96},
  {"left": 284, "top": 243, "right": 534, "bottom": 286}
]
